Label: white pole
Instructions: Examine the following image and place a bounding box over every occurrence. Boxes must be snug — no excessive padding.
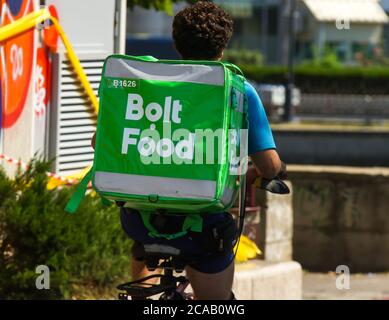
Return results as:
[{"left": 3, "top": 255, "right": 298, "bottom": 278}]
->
[{"left": 115, "top": 0, "right": 127, "bottom": 54}]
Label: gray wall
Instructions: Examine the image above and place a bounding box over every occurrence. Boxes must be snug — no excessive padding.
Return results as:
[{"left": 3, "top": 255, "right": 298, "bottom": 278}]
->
[
  {"left": 47, "top": 0, "right": 116, "bottom": 54},
  {"left": 290, "top": 166, "right": 389, "bottom": 272}
]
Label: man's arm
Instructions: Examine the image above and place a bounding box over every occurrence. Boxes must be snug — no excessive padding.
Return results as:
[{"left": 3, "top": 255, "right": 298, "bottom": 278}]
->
[
  {"left": 250, "top": 149, "right": 282, "bottom": 180},
  {"left": 91, "top": 132, "right": 96, "bottom": 150},
  {"left": 244, "top": 82, "right": 287, "bottom": 181}
]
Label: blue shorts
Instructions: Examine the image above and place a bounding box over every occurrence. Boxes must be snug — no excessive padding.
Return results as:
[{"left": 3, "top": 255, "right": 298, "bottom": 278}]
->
[{"left": 120, "top": 208, "right": 235, "bottom": 274}]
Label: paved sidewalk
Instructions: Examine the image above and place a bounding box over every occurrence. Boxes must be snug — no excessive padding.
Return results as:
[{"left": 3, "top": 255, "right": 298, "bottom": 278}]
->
[{"left": 303, "top": 272, "right": 389, "bottom": 300}]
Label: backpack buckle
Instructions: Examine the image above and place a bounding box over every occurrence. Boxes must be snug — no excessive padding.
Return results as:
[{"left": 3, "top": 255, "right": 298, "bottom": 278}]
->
[
  {"left": 230, "top": 88, "right": 238, "bottom": 109},
  {"left": 148, "top": 194, "right": 159, "bottom": 203}
]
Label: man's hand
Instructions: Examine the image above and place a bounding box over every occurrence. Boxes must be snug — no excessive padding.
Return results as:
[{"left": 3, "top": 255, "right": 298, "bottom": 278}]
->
[
  {"left": 256, "top": 176, "right": 290, "bottom": 194},
  {"left": 277, "top": 162, "right": 288, "bottom": 180}
]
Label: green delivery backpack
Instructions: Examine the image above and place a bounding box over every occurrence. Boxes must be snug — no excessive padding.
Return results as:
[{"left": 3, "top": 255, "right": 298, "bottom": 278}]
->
[{"left": 66, "top": 54, "right": 248, "bottom": 239}]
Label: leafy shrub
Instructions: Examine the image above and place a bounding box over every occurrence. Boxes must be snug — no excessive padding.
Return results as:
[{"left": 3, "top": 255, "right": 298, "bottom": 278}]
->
[
  {"left": 223, "top": 48, "right": 264, "bottom": 66},
  {"left": 0, "top": 159, "right": 132, "bottom": 299},
  {"left": 239, "top": 64, "right": 389, "bottom": 94},
  {"left": 240, "top": 64, "right": 287, "bottom": 84},
  {"left": 300, "top": 45, "right": 342, "bottom": 69}
]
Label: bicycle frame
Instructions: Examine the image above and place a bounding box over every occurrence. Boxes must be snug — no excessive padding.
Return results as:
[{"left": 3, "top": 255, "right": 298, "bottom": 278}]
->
[{"left": 117, "top": 257, "right": 193, "bottom": 300}]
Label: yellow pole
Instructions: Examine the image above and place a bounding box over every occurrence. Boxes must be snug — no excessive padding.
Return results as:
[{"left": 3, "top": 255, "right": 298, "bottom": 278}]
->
[
  {"left": 0, "top": 9, "right": 51, "bottom": 41},
  {"left": 49, "top": 16, "right": 99, "bottom": 114}
]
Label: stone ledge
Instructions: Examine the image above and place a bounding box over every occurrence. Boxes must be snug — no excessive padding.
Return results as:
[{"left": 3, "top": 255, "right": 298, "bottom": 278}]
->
[
  {"left": 272, "top": 123, "right": 389, "bottom": 133},
  {"left": 288, "top": 165, "right": 389, "bottom": 177},
  {"left": 233, "top": 260, "right": 303, "bottom": 300}
]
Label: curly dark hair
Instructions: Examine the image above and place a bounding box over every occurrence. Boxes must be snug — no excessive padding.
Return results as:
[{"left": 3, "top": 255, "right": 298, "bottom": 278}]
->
[{"left": 172, "top": 1, "right": 233, "bottom": 60}]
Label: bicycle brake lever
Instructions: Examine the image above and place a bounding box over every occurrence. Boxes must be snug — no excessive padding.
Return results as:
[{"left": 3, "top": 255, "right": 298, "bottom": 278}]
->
[{"left": 254, "top": 177, "right": 290, "bottom": 195}]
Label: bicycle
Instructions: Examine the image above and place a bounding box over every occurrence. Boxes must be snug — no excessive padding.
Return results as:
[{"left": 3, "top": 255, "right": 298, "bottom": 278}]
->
[
  {"left": 117, "top": 243, "right": 194, "bottom": 300},
  {"left": 117, "top": 172, "right": 290, "bottom": 300}
]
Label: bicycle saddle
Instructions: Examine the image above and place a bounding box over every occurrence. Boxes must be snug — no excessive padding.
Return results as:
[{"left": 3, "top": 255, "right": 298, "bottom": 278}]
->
[{"left": 142, "top": 244, "right": 188, "bottom": 273}]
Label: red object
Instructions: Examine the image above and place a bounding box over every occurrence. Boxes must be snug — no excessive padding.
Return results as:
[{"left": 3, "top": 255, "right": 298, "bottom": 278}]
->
[
  {"left": 34, "top": 47, "right": 51, "bottom": 117},
  {"left": 0, "top": 0, "right": 35, "bottom": 128},
  {"left": 43, "top": 5, "right": 59, "bottom": 53}
]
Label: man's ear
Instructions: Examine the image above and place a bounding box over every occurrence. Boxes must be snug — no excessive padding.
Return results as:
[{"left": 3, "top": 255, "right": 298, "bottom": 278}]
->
[
  {"left": 172, "top": 42, "right": 182, "bottom": 59},
  {"left": 217, "top": 50, "right": 225, "bottom": 61}
]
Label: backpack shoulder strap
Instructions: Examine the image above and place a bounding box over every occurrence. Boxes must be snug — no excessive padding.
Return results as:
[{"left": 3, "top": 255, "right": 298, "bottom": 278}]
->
[
  {"left": 222, "top": 61, "right": 244, "bottom": 77},
  {"left": 65, "top": 168, "right": 93, "bottom": 214},
  {"left": 139, "top": 211, "right": 203, "bottom": 240}
]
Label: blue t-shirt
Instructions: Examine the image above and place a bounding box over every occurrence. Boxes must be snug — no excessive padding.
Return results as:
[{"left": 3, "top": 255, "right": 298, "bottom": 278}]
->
[{"left": 245, "top": 81, "right": 276, "bottom": 155}]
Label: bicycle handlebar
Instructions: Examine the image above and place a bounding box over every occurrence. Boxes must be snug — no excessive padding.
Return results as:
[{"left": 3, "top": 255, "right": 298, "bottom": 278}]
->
[
  {"left": 246, "top": 163, "right": 290, "bottom": 195},
  {"left": 254, "top": 176, "right": 290, "bottom": 194}
]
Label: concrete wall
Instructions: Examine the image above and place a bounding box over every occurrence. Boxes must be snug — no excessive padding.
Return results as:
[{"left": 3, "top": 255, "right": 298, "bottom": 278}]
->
[
  {"left": 232, "top": 183, "right": 303, "bottom": 300},
  {"left": 1, "top": 79, "right": 35, "bottom": 176},
  {"left": 256, "top": 182, "right": 294, "bottom": 262},
  {"left": 289, "top": 165, "right": 389, "bottom": 272},
  {"left": 233, "top": 260, "right": 302, "bottom": 300}
]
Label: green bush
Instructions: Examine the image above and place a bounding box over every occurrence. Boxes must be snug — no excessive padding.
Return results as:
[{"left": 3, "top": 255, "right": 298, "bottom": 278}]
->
[
  {"left": 239, "top": 64, "right": 287, "bottom": 84},
  {"left": 239, "top": 64, "right": 389, "bottom": 94},
  {"left": 223, "top": 48, "right": 264, "bottom": 66},
  {"left": 300, "top": 45, "right": 342, "bottom": 69},
  {"left": 0, "top": 159, "right": 133, "bottom": 299}
]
